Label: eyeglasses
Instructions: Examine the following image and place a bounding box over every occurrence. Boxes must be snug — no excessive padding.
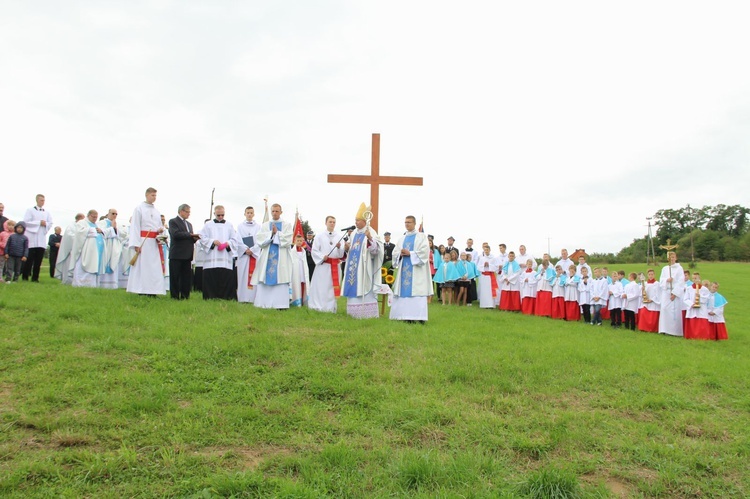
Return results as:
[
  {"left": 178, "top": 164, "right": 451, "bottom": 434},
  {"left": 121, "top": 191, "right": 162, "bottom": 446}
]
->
[{"left": 216, "top": 214, "right": 225, "bottom": 217}]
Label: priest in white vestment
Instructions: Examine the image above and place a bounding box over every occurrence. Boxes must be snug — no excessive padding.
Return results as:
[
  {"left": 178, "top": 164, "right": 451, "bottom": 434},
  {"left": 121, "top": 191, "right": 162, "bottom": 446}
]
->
[
  {"left": 308, "top": 216, "right": 346, "bottom": 313},
  {"left": 71, "top": 210, "right": 109, "bottom": 288},
  {"left": 341, "top": 203, "right": 384, "bottom": 319},
  {"left": 235, "top": 206, "right": 260, "bottom": 303},
  {"left": 658, "top": 251, "right": 685, "bottom": 337},
  {"left": 390, "top": 215, "right": 432, "bottom": 322},
  {"left": 127, "top": 187, "right": 166, "bottom": 296},
  {"left": 475, "top": 244, "right": 499, "bottom": 308},
  {"left": 54, "top": 213, "right": 84, "bottom": 285},
  {"left": 97, "top": 208, "right": 122, "bottom": 289},
  {"left": 198, "top": 205, "right": 237, "bottom": 300},
  {"left": 251, "top": 203, "right": 295, "bottom": 309}
]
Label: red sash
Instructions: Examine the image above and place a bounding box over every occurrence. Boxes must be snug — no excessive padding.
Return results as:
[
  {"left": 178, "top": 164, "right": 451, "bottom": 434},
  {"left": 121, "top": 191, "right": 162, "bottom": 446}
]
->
[
  {"left": 329, "top": 258, "right": 341, "bottom": 297},
  {"left": 482, "top": 271, "right": 498, "bottom": 298},
  {"left": 140, "top": 230, "right": 164, "bottom": 274},
  {"left": 247, "top": 256, "right": 257, "bottom": 289},
  {"left": 158, "top": 243, "right": 165, "bottom": 275}
]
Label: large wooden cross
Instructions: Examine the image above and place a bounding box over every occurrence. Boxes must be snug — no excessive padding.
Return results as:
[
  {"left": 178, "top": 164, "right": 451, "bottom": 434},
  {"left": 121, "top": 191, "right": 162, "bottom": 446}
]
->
[{"left": 327, "top": 133, "right": 423, "bottom": 233}]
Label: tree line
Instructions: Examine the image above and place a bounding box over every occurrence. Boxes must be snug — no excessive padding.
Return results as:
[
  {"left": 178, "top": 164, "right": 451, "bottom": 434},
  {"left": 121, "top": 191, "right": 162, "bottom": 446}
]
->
[{"left": 615, "top": 204, "right": 750, "bottom": 263}]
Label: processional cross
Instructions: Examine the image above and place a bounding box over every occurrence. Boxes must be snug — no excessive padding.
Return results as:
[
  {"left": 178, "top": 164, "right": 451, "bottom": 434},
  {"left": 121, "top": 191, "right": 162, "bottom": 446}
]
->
[
  {"left": 327, "top": 133, "right": 423, "bottom": 233},
  {"left": 659, "top": 239, "right": 680, "bottom": 291}
]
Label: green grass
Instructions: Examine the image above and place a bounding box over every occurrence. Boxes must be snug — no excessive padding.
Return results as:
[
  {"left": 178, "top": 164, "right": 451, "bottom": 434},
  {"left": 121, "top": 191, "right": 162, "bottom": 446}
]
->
[{"left": 0, "top": 262, "right": 748, "bottom": 497}]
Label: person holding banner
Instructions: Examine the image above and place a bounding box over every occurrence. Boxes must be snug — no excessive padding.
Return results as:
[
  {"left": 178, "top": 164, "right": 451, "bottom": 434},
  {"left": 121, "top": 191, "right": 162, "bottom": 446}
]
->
[
  {"left": 127, "top": 187, "right": 166, "bottom": 296},
  {"left": 308, "top": 216, "right": 346, "bottom": 313}
]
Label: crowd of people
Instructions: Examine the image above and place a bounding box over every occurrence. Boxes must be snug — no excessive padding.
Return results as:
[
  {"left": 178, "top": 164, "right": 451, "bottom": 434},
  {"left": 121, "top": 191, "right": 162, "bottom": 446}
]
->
[
  {"left": 425, "top": 241, "right": 728, "bottom": 340},
  {"left": 0, "top": 192, "right": 729, "bottom": 338}
]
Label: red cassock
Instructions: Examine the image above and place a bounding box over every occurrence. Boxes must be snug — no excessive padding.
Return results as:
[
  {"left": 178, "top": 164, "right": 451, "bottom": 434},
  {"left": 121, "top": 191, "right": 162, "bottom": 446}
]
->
[
  {"left": 601, "top": 307, "right": 611, "bottom": 320},
  {"left": 551, "top": 297, "right": 566, "bottom": 319},
  {"left": 521, "top": 297, "right": 535, "bottom": 315},
  {"left": 500, "top": 290, "right": 521, "bottom": 311},
  {"left": 684, "top": 318, "right": 712, "bottom": 340},
  {"left": 564, "top": 301, "right": 580, "bottom": 321},
  {"left": 711, "top": 323, "right": 729, "bottom": 341},
  {"left": 637, "top": 309, "right": 659, "bottom": 332},
  {"left": 535, "top": 291, "right": 552, "bottom": 317}
]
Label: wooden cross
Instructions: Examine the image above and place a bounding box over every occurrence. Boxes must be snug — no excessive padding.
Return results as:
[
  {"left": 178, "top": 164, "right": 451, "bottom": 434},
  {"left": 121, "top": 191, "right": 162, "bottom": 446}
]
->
[{"left": 327, "top": 133, "right": 423, "bottom": 232}]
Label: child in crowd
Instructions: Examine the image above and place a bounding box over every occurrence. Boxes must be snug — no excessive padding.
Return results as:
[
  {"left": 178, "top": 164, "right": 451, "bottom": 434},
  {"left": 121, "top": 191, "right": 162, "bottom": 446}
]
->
[
  {"left": 500, "top": 251, "right": 521, "bottom": 311},
  {"left": 708, "top": 282, "right": 728, "bottom": 340},
  {"left": 5, "top": 222, "right": 29, "bottom": 283},
  {"left": 564, "top": 264, "right": 580, "bottom": 321},
  {"left": 520, "top": 258, "right": 537, "bottom": 315},
  {"left": 434, "top": 253, "right": 459, "bottom": 305},
  {"left": 683, "top": 277, "right": 711, "bottom": 339},
  {"left": 618, "top": 270, "right": 630, "bottom": 287},
  {"left": 577, "top": 266, "right": 593, "bottom": 324},
  {"left": 291, "top": 234, "right": 310, "bottom": 306},
  {"left": 0, "top": 220, "right": 16, "bottom": 282},
  {"left": 590, "top": 267, "right": 608, "bottom": 325},
  {"left": 600, "top": 267, "right": 612, "bottom": 321},
  {"left": 534, "top": 260, "right": 554, "bottom": 317},
  {"left": 464, "top": 253, "right": 479, "bottom": 305},
  {"left": 637, "top": 269, "right": 660, "bottom": 332},
  {"left": 608, "top": 271, "right": 623, "bottom": 328},
  {"left": 451, "top": 251, "right": 469, "bottom": 305},
  {"left": 550, "top": 265, "right": 566, "bottom": 319},
  {"left": 621, "top": 272, "right": 640, "bottom": 331}
]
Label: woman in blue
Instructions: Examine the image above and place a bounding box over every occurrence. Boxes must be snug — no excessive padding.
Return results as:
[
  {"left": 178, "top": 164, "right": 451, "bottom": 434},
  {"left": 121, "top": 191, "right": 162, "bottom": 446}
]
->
[{"left": 455, "top": 251, "right": 478, "bottom": 306}]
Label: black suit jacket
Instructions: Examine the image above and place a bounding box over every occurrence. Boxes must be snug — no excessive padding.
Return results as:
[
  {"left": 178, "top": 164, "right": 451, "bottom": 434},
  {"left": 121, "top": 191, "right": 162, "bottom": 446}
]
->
[{"left": 168, "top": 216, "right": 197, "bottom": 260}]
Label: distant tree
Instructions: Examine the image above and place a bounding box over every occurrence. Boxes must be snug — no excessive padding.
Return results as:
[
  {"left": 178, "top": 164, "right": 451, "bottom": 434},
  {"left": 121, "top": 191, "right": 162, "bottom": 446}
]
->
[{"left": 617, "top": 203, "right": 750, "bottom": 262}]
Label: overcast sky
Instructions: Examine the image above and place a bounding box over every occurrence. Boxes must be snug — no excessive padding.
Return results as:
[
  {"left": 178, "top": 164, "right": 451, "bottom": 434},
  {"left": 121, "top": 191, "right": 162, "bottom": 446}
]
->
[{"left": 2, "top": 1, "right": 748, "bottom": 256}]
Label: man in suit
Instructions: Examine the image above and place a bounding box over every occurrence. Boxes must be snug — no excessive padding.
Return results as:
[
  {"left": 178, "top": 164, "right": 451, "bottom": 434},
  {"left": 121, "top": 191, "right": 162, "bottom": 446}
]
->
[
  {"left": 383, "top": 231, "right": 395, "bottom": 264},
  {"left": 445, "top": 236, "right": 457, "bottom": 257},
  {"left": 168, "top": 204, "right": 200, "bottom": 299},
  {"left": 48, "top": 226, "right": 63, "bottom": 278}
]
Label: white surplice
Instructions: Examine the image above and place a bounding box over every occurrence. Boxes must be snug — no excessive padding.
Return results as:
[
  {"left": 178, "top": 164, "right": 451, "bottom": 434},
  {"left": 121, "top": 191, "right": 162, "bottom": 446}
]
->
[
  {"left": 308, "top": 229, "right": 346, "bottom": 313},
  {"left": 126, "top": 202, "right": 166, "bottom": 295}
]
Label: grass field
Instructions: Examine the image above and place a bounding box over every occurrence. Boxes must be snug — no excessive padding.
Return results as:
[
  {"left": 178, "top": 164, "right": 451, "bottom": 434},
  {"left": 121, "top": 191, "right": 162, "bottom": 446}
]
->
[{"left": 0, "top": 262, "right": 748, "bottom": 497}]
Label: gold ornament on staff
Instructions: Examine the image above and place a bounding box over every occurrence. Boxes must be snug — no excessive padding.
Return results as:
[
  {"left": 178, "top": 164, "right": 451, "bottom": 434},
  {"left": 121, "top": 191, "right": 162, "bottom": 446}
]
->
[
  {"left": 639, "top": 272, "right": 651, "bottom": 304},
  {"left": 658, "top": 239, "right": 680, "bottom": 292},
  {"left": 363, "top": 210, "right": 373, "bottom": 230},
  {"left": 693, "top": 281, "right": 702, "bottom": 308}
]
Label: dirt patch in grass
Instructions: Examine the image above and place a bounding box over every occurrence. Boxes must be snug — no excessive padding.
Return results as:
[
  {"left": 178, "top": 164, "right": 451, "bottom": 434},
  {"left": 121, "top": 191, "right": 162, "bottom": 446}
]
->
[
  {"left": 53, "top": 433, "right": 92, "bottom": 448},
  {"left": 605, "top": 477, "right": 630, "bottom": 497},
  {"left": 0, "top": 385, "right": 16, "bottom": 419},
  {"left": 194, "top": 445, "right": 294, "bottom": 470},
  {"left": 416, "top": 426, "right": 448, "bottom": 447}
]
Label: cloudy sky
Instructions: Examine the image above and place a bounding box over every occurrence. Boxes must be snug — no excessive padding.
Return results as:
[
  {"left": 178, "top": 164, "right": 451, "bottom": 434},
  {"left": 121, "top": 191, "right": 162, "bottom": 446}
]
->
[{"left": 2, "top": 1, "right": 748, "bottom": 256}]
